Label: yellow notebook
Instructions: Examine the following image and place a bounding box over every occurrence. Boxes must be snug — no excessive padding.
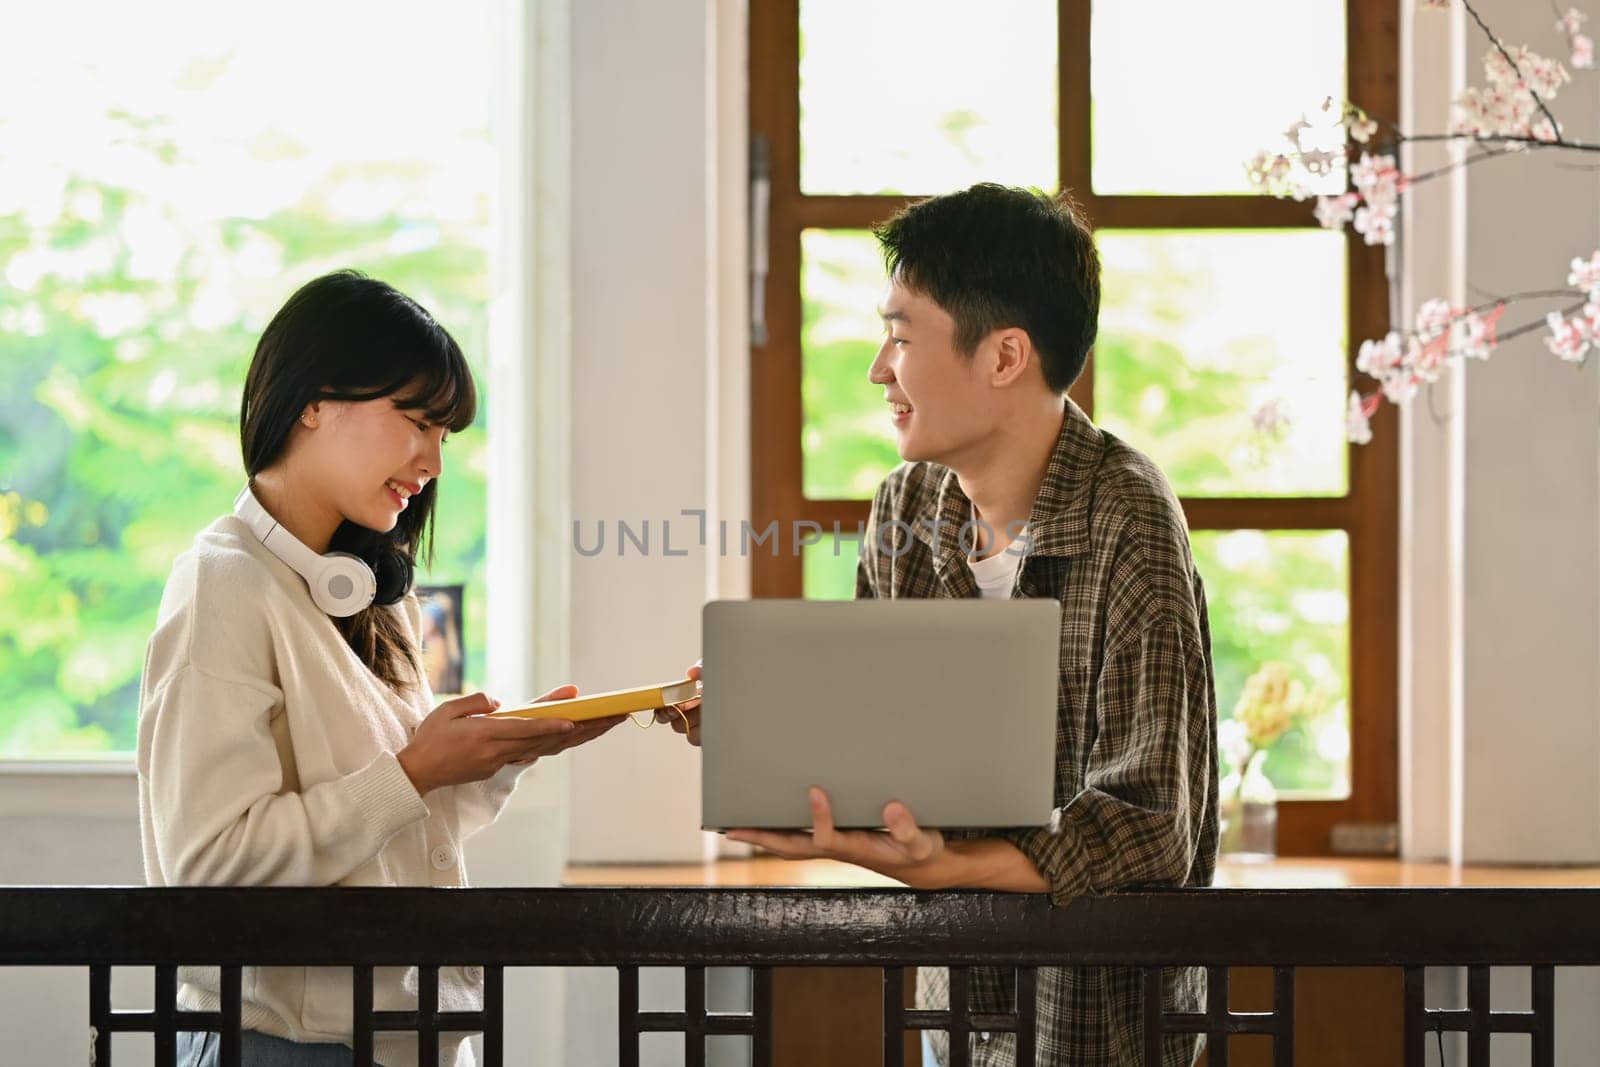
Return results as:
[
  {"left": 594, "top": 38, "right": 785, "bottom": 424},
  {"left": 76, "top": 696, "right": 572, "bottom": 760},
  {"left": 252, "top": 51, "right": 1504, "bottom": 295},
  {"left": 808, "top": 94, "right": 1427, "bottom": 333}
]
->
[{"left": 490, "top": 678, "right": 701, "bottom": 723}]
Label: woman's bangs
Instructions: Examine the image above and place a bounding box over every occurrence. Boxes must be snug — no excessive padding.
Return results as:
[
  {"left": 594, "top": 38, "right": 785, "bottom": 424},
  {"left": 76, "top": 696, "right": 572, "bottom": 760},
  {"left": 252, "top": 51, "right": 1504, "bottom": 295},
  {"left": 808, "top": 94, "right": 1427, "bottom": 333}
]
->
[{"left": 390, "top": 343, "right": 478, "bottom": 433}]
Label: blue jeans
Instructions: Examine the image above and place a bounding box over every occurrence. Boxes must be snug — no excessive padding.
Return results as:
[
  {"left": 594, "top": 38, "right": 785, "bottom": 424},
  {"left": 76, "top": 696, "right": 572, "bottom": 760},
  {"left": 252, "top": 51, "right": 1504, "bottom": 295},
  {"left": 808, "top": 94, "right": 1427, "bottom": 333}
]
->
[{"left": 176, "top": 1030, "right": 373, "bottom": 1066}]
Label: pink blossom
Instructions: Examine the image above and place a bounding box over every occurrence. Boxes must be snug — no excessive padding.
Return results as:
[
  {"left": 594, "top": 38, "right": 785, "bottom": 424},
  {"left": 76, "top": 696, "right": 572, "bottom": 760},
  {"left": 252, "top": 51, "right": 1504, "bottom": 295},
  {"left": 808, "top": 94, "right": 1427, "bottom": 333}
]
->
[
  {"left": 1456, "top": 304, "right": 1505, "bottom": 360},
  {"left": 1558, "top": 7, "right": 1588, "bottom": 35},
  {"left": 1527, "top": 54, "right": 1572, "bottom": 99},
  {"left": 1349, "top": 154, "right": 1404, "bottom": 229},
  {"left": 1452, "top": 87, "right": 1558, "bottom": 143},
  {"left": 1573, "top": 34, "right": 1595, "bottom": 69},
  {"left": 1315, "top": 192, "right": 1359, "bottom": 230},
  {"left": 1580, "top": 302, "right": 1600, "bottom": 338},
  {"left": 1414, "top": 298, "right": 1455, "bottom": 339},
  {"left": 1545, "top": 311, "right": 1591, "bottom": 362},
  {"left": 1245, "top": 150, "right": 1298, "bottom": 196},
  {"left": 1413, "top": 332, "right": 1451, "bottom": 382},
  {"left": 1382, "top": 371, "right": 1421, "bottom": 404},
  {"left": 1345, "top": 112, "right": 1379, "bottom": 143},
  {"left": 1483, "top": 49, "right": 1517, "bottom": 88},
  {"left": 1350, "top": 152, "right": 1396, "bottom": 195},
  {"left": 1450, "top": 90, "right": 1493, "bottom": 137},
  {"left": 1455, "top": 47, "right": 1570, "bottom": 140},
  {"left": 1568, "top": 251, "right": 1600, "bottom": 299},
  {"left": 1356, "top": 332, "right": 1406, "bottom": 378},
  {"left": 1357, "top": 331, "right": 1425, "bottom": 400},
  {"left": 1419, "top": 0, "right": 1450, "bottom": 9},
  {"left": 1347, "top": 391, "right": 1375, "bottom": 445},
  {"left": 1353, "top": 200, "right": 1397, "bottom": 246},
  {"left": 1485, "top": 46, "right": 1568, "bottom": 97}
]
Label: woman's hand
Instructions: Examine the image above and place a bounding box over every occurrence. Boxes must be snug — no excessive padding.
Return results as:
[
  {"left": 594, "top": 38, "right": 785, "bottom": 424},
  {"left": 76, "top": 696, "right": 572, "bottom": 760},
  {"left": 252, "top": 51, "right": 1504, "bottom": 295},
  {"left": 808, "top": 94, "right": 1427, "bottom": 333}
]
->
[
  {"left": 397, "top": 687, "right": 625, "bottom": 795},
  {"left": 503, "top": 685, "right": 630, "bottom": 766}
]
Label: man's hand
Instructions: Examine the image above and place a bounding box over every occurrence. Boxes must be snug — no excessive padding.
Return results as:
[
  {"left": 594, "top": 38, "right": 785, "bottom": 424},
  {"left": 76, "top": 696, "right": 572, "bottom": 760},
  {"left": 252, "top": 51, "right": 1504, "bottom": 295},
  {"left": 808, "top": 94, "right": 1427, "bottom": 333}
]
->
[
  {"left": 653, "top": 661, "right": 703, "bottom": 745},
  {"left": 725, "top": 787, "right": 950, "bottom": 890}
]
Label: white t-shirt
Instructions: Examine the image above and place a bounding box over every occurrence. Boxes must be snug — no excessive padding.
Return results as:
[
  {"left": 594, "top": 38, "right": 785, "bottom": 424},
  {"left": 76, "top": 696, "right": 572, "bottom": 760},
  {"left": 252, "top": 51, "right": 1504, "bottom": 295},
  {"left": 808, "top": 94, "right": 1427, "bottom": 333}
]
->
[{"left": 967, "top": 524, "right": 1028, "bottom": 599}]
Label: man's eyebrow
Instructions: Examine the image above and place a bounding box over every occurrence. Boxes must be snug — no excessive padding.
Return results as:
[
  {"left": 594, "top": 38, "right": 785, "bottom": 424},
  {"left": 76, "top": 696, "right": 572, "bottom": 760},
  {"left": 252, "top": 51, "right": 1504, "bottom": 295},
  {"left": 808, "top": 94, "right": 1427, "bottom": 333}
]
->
[{"left": 878, "top": 308, "right": 911, "bottom": 324}]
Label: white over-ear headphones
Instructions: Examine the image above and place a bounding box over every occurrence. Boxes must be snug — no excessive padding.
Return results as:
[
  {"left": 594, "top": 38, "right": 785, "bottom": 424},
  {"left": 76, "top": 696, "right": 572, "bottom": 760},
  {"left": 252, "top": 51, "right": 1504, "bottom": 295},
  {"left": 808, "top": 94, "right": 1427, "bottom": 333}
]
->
[{"left": 233, "top": 485, "right": 376, "bottom": 617}]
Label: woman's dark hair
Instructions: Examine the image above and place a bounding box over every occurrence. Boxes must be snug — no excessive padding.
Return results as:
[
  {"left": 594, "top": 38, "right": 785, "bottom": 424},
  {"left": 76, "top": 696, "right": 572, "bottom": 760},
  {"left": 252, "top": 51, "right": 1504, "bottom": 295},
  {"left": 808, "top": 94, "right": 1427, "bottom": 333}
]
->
[
  {"left": 873, "top": 183, "right": 1101, "bottom": 393},
  {"left": 240, "top": 270, "right": 478, "bottom": 693}
]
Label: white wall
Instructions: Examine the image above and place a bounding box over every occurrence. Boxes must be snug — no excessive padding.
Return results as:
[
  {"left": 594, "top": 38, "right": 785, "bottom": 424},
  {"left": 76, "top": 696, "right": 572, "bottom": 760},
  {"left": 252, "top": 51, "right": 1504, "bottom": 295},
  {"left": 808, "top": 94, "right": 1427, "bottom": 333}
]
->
[
  {"left": 1401, "top": 0, "right": 1600, "bottom": 866},
  {"left": 1400, "top": 1, "right": 1600, "bottom": 1060},
  {"left": 1456, "top": 0, "right": 1600, "bottom": 865},
  {"left": 0, "top": 771, "right": 146, "bottom": 1064}
]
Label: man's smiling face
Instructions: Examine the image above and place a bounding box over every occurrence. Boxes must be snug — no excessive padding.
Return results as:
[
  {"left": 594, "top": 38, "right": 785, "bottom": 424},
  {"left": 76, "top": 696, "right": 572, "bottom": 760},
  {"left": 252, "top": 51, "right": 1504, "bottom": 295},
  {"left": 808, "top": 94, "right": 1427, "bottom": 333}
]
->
[{"left": 868, "top": 278, "right": 998, "bottom": 467}]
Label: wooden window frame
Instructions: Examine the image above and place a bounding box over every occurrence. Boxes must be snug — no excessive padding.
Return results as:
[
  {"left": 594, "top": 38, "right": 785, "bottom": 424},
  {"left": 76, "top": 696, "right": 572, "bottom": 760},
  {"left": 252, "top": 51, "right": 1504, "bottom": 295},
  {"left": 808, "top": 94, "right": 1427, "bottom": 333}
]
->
[{"left": 748, "top": 0, "right": 1398, "bottom": 856}]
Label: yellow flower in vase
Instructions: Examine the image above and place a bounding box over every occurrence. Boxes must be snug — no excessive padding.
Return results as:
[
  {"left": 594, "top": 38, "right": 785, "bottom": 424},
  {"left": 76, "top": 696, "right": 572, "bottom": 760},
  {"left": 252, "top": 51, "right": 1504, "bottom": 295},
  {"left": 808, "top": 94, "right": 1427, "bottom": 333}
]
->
[
  {"left": 1218, "top": 662, "right": 1317, "bottom": 861},
  {"left": 1233, "top": 661, "right": 1310, "bottom": 751}
]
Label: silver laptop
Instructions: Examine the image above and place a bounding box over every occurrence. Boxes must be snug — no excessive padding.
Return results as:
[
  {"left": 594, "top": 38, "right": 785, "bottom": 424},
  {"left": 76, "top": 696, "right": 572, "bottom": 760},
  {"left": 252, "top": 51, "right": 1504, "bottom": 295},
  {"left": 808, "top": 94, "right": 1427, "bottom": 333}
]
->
[{"left": 701, "top": 599, "right": 1061, "bottom": 831}]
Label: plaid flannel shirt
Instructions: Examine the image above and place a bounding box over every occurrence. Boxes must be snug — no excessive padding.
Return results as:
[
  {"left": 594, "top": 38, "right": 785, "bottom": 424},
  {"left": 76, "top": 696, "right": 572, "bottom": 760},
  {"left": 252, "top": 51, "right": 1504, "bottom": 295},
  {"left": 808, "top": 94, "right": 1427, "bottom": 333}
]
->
[{"left": 855, "top": 400, "right": 1219, "bottom": 1067}]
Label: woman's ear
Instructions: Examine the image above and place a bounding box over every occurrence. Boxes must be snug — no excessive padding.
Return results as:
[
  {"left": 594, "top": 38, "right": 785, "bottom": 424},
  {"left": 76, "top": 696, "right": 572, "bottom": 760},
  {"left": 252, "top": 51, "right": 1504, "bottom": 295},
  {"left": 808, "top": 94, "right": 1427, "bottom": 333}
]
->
[{"left": 300, "top": 402, "right": 320, "bottom": 430}]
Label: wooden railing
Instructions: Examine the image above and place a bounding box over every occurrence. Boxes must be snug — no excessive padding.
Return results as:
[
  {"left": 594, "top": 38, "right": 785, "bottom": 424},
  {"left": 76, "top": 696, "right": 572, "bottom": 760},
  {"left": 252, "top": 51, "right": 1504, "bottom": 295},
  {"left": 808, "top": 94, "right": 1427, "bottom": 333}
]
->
[{"left": 3, "top": 886, "right": 1598, "bottom": 1065}]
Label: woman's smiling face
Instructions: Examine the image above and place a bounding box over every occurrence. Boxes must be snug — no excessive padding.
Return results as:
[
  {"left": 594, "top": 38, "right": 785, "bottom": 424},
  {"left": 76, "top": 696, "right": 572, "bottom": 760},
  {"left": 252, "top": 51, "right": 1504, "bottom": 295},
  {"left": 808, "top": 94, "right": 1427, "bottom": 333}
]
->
[{"left": 297, "top": 391, "right": 448, "bottom": 535}]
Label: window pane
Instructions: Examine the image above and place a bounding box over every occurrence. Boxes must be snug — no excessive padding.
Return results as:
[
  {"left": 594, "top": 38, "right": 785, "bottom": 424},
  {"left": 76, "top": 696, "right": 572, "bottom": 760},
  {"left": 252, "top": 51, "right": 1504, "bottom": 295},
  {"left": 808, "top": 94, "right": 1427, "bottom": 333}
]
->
[
  {"left": 803, "top": 535, "right": 862, "bottom": 601},
  {"left": 1193, "top": 530, "right": 1350, "bottom": 799},
  {"left": 801, "top": 229, "right": 900, "bottom": 501},
  {"left": 0, "top": 2, "right": 494, "bottom": 758},
  {"left": 1092, "top": 0, "right": 1346, "bottom": 195},
  {"left": 1094, "top": 230, "right": 1348, "bottom": 498},
  {"left": 799, "top": 0, "right": 1058, "bottom": 194}
]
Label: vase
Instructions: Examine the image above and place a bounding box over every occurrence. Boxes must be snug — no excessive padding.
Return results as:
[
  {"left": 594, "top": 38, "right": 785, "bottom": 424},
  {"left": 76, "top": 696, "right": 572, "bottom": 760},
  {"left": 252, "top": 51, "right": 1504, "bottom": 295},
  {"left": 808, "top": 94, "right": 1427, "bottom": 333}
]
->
[{"left": 1218, "top": 749, "right": 1278, "bottom": 862}]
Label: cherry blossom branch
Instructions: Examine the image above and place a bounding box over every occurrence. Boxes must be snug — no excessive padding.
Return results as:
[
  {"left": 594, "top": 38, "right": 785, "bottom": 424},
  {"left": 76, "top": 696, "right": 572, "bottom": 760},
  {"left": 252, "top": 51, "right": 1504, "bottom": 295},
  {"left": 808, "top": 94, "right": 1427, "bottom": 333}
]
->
[
  {"left": 1489, "top": 300, "right": 1590, "bottom": 346},
  {"left": 1398, "top": 132, "right": 1600, "bottom": 150},
  {"left": 1344, "top": 283, "right": 1598, "bottom": 442},
  {"left": 1413, "top": 300, "right": 1592, "bottom": 426},
  {"left": 1244, "top": 0, "right": 1600, "bottom": 445},
  {"left": 1461, "top": 288, "right": 1584, "bottom": 312},
  {"left": 1359, "top": 299, "right": 1587, "bottom": 389},
  {"left": 1461, "top": 0, "right": 1566, "bottom": 137},
  {"left": 1404, "top": 149, "right": 1533, "bottom": 188}
]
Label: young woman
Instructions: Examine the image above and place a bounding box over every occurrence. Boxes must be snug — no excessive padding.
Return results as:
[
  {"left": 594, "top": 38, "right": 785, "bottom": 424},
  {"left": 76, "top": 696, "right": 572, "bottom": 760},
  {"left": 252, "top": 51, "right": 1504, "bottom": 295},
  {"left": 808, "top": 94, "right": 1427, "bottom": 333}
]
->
[{"left": 137, "top": 270, "right": 622, "bottom": 1066}]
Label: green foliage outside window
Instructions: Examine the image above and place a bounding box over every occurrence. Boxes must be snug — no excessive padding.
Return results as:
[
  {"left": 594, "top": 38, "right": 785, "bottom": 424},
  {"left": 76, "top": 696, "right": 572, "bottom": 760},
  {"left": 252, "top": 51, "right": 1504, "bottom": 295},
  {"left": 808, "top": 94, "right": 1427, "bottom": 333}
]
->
[{"left": 0, "top": 116, "right": 490, "bottom": 759}]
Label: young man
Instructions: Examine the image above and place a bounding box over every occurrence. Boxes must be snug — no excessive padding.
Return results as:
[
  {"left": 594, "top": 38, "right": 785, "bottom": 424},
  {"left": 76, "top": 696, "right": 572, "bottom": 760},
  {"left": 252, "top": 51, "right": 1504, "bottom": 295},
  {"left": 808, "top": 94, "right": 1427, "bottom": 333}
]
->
[{"left": 666, "top": 183, "right": 1218, "bottom": 1066}]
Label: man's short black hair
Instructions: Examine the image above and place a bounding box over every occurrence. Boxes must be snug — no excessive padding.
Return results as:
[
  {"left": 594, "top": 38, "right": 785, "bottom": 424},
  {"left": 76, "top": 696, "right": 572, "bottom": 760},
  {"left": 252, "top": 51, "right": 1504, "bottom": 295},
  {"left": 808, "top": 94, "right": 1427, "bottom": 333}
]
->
[{"left": 873, "top": 183, "right": 1100, "bottom": 393}]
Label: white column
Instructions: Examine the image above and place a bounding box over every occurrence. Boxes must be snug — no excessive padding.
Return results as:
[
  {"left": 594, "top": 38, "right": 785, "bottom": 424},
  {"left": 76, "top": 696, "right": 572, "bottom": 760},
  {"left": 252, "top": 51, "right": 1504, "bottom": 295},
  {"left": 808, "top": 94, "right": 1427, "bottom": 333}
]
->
[
  {"left": 564, "top": 0, "right": 726, "bottom": 864},
  {"left": 1399, "top": 0, "right": 1469, "bottom": 863}
]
